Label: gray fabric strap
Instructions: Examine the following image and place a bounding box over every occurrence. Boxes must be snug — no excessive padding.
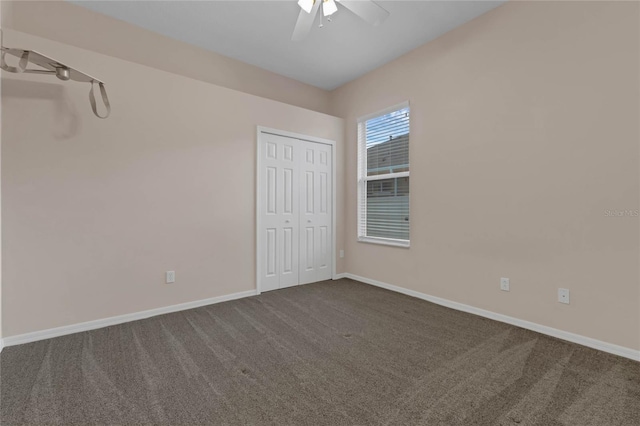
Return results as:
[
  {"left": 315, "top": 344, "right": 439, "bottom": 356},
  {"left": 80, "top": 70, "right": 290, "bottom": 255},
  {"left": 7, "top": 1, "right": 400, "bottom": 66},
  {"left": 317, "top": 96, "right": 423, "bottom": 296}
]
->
[
  {"left": 89, "top": 81, "right": 111, "bottom": 119},
  {"left": 0, "top": 49, "right": 29, "bottom": 73}
]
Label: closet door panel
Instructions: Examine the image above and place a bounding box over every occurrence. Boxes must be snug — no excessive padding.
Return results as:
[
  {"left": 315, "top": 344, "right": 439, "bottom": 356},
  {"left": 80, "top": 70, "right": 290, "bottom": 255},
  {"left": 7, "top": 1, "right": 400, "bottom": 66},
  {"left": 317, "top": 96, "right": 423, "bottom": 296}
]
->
[
  {"left": 300, "top": 141, "right": 332, "bottom": 285},
  {"left": 259, "top": 134, "right": 299, "bottom": 291}
]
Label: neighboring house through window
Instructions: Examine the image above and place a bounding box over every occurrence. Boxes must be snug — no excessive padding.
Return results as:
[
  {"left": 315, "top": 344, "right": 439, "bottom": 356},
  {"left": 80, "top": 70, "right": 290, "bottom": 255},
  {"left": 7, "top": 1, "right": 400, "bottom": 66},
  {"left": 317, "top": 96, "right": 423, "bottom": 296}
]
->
[{"left": 357, "top": 102, "right": 410, "bottom": 247}]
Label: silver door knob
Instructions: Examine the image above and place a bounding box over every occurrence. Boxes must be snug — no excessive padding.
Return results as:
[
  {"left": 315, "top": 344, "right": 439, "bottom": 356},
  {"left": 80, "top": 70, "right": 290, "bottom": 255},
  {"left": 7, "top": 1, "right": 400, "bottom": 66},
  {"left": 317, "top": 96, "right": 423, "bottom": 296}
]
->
[
  {"left": 307, "top": 220, "right": 312, "bottom": 223},
  {"left": 285, "top": 220, "right": 290, "bottom": 223}
]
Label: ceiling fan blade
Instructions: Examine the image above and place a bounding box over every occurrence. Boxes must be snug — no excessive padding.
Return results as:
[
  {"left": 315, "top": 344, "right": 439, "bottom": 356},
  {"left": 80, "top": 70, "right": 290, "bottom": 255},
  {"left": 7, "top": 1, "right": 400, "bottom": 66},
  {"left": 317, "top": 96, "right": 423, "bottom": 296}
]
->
[
  {"left": 337, "top": 0, "right": 390, "bottom": 26},
  {"left": 291, "top": 0, "right": 321, "bottom": 41}
]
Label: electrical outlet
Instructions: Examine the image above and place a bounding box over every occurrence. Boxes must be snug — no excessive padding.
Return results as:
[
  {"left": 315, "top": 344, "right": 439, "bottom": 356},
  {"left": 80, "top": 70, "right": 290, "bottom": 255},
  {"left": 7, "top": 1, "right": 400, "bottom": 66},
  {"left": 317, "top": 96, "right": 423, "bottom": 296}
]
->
[
  {"left": 339, "top": 249, "right": 344, "bottom": 258},
  {"left": 500, "top": 277, "right": 510, "bottom": 291},
  {"left": 166, "top": 271, "right": 175, "bottom": 284},
  {"left": 558, "top": 288, "right": 570, "bottom": 304}
]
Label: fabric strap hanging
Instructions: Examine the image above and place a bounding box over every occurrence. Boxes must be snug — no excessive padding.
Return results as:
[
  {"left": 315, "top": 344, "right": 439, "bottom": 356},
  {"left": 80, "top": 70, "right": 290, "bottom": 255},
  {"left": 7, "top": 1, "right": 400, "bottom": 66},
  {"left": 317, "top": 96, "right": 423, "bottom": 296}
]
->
[
  {"left": 1, "top": 31, "right": 111, "bottom": 119},
  {"left": 0, "top": 49, "right": 29, "bottom": 73},
  {"left": 89, "top": 81, "right": 111, "bottom": 119}
]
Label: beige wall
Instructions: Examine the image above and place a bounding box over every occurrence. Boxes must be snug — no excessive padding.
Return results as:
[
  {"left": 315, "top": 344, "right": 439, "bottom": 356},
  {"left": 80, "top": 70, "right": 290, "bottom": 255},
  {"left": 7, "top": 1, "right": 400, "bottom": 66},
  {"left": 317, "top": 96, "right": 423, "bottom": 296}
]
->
[
  {"left": 2, "top": 0, "right": 638, "bottom": 354},
  {"left": 1, "top": 1, "right": 332, "bottom": 115},
  {"left": 0, "top": 2, "right": 4, "bottom": 342},
  {"left": 1, "top": 28, "right": 344, "bottom": 337},
  {"left": 331, "top": 0, "right": 639, "bottom": 351}
]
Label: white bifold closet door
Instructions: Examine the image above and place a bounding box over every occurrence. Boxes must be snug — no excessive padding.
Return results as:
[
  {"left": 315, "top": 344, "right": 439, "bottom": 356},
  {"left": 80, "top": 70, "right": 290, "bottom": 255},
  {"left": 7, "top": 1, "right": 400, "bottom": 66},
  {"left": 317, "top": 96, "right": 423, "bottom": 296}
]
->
[
  {"left": 299, "top": 141, "right": 332, "bottom": 285},
  {"left": 259, "top": 133, "right": 332, "bottom": 292}
]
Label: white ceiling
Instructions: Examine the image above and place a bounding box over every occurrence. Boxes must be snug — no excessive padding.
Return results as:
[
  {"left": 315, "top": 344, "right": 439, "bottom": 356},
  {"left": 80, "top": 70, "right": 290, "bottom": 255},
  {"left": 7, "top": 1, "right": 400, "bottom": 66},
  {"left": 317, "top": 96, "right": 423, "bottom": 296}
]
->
[{"left": 72, "top": 0, "right": 505, "bottom": 90}]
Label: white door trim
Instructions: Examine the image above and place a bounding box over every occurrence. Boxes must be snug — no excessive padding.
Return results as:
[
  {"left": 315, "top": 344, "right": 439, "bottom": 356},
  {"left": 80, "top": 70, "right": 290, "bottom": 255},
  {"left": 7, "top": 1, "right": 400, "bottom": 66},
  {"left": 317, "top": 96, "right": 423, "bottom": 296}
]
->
[{"left": 256, "top": 126, "right": 337, "bottom": 294}]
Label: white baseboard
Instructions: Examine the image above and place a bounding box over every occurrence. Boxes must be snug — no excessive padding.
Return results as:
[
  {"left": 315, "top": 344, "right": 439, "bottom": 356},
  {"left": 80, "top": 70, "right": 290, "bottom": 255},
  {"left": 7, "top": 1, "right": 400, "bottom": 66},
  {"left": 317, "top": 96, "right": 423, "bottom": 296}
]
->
[
  {"left": 4, "top": 276, "right": 638, "bottom": 362},
  {"left": 342, "top": 273, "right": 640, "bottom": 362},
  {"left": 2, "top": 289, "right": 258, "bottom": 349}
]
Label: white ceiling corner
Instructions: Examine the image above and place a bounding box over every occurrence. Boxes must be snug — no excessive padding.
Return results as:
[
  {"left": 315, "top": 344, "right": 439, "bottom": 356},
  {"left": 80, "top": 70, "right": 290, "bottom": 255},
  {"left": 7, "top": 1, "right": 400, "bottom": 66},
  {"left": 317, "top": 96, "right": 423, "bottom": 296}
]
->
[{"left": 71, "top": 0, "right": 506, "bottom": 90}]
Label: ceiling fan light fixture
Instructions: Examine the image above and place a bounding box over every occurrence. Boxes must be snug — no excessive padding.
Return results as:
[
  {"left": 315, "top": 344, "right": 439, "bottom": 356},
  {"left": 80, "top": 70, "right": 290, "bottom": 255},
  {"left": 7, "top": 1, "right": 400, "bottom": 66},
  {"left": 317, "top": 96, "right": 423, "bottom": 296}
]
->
[
  {"left": 323, "top": 0, "right": 338, "bottom": 16},
  {"left": 298, "top": 0, "right": 315, "bottom": 14}
]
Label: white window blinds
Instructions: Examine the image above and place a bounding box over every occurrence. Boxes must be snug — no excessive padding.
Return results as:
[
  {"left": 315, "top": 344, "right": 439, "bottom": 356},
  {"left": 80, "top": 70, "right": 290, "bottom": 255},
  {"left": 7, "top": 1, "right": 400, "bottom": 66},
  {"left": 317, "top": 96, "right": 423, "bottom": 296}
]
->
[{"left": 358, "top": 103, "right": 410, "bottom": 246}]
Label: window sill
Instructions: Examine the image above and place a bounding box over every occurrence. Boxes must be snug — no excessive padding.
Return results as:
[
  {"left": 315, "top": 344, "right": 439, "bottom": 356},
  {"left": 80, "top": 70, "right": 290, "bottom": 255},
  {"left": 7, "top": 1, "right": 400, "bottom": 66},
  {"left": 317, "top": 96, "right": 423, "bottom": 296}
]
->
[{"left": 358, "top": 236, "right": 410, "bottom": 248}]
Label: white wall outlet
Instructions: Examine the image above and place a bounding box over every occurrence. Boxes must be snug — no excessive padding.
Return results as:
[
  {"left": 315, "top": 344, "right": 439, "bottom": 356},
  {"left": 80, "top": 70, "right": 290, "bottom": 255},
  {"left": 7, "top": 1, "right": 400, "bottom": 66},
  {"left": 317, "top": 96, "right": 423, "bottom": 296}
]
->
[
  {"left": 166, "top": 271, "right": 176, "bottom": 284},
  {"left": 558, "top": 288, "right": 570, "bottom": 304},
  {"left": 339, "top": 249, "right": 344, "bottom": 258},
  {"left": 500, "top": 277, "right": 510, "bottom": 291}
]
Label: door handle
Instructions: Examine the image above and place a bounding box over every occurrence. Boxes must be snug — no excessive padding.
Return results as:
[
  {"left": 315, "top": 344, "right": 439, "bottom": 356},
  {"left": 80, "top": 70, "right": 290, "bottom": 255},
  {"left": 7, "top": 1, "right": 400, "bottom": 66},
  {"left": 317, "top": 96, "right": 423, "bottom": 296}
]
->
[
  {"left": 307, "top": 220, "right": 312, "bottom": 223},
  {"left": 285, "top": 220, "right": 290, "bottom": 223}
]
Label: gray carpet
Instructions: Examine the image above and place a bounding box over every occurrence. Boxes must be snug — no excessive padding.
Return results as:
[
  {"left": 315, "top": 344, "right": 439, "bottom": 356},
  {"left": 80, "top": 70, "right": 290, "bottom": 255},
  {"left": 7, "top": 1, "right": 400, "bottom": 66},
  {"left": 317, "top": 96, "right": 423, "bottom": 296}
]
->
[{"left": 1, "top": 279, "right": 639, "bottom": 425}]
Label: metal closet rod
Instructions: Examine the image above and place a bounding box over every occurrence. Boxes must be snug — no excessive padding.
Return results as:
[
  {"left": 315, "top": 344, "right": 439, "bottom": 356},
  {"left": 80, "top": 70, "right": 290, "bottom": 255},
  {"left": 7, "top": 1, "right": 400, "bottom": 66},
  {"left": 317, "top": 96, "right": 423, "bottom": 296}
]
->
[{"left": 0, "top": 30, "right": 111, "bottom": 119}]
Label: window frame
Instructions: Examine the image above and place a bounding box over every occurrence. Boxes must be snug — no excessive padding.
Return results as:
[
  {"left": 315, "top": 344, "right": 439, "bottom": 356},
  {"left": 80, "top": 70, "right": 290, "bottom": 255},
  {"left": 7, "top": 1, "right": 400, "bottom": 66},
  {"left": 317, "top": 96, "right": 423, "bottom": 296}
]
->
[{"left": 357, "top": 101, "right": 411, "bottom": 248}]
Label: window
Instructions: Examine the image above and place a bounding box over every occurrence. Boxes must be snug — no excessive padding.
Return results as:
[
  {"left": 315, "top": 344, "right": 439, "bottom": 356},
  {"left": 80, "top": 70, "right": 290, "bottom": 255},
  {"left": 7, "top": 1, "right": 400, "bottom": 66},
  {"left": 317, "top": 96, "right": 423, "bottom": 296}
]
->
[{"left": 357, "top": 103, "right": 410, "bottom": 247}]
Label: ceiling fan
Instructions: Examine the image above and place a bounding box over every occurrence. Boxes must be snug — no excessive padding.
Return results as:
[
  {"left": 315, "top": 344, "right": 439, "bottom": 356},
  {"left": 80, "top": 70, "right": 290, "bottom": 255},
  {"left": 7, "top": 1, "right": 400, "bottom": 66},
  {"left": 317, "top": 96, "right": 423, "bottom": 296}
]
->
[{"left": 292, "top": 0, "right": 390, "bottom": 41}]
